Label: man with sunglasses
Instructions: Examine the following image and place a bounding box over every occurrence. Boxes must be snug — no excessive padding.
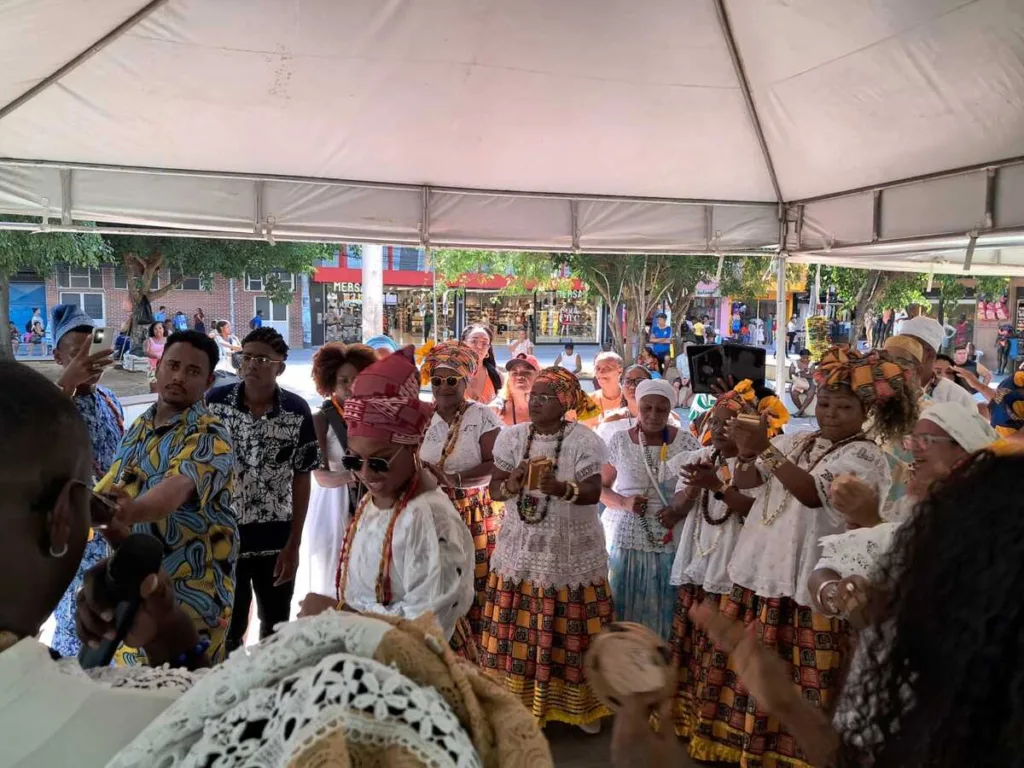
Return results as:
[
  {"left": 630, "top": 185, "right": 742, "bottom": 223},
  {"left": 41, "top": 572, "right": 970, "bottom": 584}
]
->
[{"left": 208, "top": 328, "right": 320, "bottom": 651}]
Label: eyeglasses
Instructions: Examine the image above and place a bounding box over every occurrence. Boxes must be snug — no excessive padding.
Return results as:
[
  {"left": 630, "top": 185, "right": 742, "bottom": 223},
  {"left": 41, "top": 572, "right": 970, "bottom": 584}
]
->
[
  {"left": 240, "top": 354, "right": 283, "bottom": 367},
  {"left": 902, "top": 434, "right": 957, "bottom": 452},
  {"left": 622, "top": 377, "right": 648, "bottom": 389},
  {"left": 528, "top": 393, "right": 560, "bottom": 405},
  {"left": 341, "top": 446, "right": 407, "bottom": 474},
  {"left": 430, "top": 375, "right": 461, "bottom": 388}
]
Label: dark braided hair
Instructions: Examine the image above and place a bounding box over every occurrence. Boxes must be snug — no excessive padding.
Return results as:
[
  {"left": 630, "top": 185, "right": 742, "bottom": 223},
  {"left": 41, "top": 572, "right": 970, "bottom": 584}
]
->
[
  {"left": 242, "top": 327, "right": 289, "bottom": 360},
  {"left": 837, "top": 451, "right": 1024, "bottom": 767}
]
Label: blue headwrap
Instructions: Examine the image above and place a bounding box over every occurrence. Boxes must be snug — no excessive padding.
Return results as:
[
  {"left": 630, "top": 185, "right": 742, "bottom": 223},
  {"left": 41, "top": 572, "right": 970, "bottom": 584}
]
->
[
  {"left": 52, "top": 304, "right": 95, "bottom": 348},
  {"left": 363, "top": 334, "right": 400, "bottom": 354}
]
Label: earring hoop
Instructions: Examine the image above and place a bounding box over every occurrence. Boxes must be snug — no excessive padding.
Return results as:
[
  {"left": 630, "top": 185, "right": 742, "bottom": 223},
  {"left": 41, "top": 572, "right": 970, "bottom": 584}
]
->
[{"left": 49, "top": 543, "right": 68, "bottom": 558}]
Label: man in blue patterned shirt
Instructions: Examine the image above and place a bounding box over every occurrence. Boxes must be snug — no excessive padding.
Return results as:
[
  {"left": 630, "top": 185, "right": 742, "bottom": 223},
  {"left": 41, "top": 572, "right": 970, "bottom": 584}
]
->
[{"left": 49, "top": 304, "right": 125, "bottom": 657}]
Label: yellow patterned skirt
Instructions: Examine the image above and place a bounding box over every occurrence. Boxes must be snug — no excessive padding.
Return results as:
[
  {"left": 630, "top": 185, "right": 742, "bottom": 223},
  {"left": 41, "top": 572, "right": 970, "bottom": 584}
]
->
[
  {"left": 683, "top": 586, "right": 850, "bottom": 768},
  {"left": 478, "top": 572, "right": 613, "bottom": 727},
  {"left": 443, "top": 485, "right": 503, "bottom": 645}
]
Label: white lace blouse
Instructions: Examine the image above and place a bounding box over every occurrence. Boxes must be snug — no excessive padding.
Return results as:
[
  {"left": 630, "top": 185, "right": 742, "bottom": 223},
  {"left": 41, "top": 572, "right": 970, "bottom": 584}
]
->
[
  {"left": 815, "top": 522, "right": 903, "bottom": 580},
  {"left": 668, "top": 447, "right": 752, "bottom": 594},
  {"left": 341, "top": 488, "right": 476, "bottom": 640},
  {"left": 419, "top": 402, "right": 502, "bottom": 487},
  {"left": 491, "top": 422, "right": 609, "bottom": 588},
  {"left": 602, "top": 428, "right": 700, "bottom": 555},
  {"left": 728, "top": 432, "right": 892, "bottom": 607}
]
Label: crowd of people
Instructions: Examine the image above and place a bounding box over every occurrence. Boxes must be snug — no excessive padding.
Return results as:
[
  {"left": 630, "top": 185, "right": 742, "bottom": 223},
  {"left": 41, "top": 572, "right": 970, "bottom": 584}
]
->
[{"left": 4, "top": 301, "right": 1024, "bottom": 767}]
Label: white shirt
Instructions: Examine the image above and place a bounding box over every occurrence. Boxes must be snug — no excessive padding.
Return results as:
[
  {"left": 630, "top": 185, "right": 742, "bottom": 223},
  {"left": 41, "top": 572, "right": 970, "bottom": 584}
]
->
[
  {"left": 341, "top": 488, "right": 475, "bottom": 640},
  {"left": 728, "top": 432, "right": 891, "bottom": 606},
  {"left": 929, "top": 375, "right": 978, "bottom": 411},
  {"left": 602, "top": 428, "right": 700, "bottom": 555},
  {"left": 509, "top": 338, "right": 533, "bottom": 357},
  {"left": 214, "top": 334, "right": 240, "bottom": 373},
  {"left": 419, "top": 402, "right": 502, "bottom": 486},
  {"left": 0, "top": 639, "right": 183, "bottom": 768},
  {"left": 492, "top": 422, "right": 609, "bottom": 588},
  {"left": 669, "top": 447, "right": 753, "bottom": 594}
]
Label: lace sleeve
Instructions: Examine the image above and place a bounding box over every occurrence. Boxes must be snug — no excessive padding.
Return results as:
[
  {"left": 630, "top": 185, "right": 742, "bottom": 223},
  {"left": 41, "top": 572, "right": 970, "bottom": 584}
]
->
[
  {"left": 492, "top": 425, "right": 522, "bottom": 473},
  {"left": 815, "top": 522, "right": 902, "bottom": 579},
  {"left": 56, "top": 658, "right": 203, "bottom": 694},
  {"left": 573, "top": 424, "right": 608, "bottom": 481}
]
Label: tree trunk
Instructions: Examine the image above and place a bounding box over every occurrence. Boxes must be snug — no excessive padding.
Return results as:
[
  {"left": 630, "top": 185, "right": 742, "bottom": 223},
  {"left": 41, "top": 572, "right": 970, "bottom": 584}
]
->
[{"left": 0, "top": 273, "right": 12, "bottom": 361}]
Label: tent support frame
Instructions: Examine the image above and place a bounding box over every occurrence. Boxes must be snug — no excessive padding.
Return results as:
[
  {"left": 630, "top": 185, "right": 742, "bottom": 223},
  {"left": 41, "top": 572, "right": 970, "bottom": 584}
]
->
[{"left": 0, "top": 0, "right": 170, "bottom": 123}]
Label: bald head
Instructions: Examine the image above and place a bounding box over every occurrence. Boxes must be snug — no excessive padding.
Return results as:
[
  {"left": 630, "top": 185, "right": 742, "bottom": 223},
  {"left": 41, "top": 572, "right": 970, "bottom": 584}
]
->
[{"left": 0, "top": 361, "right": 92, "bottom": 637}]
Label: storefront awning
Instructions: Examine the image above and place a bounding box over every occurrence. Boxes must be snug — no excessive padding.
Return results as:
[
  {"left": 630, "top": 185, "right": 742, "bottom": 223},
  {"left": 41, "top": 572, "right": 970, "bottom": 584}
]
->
[{"left": 1, "top": 1, "right": 1024, "bottom": 269}]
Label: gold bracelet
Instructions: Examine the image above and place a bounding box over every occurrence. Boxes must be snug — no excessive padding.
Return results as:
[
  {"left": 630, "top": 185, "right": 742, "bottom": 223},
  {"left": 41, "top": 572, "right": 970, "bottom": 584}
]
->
[{"left": 759, "top": 445, "right": 786, "bottom": 475}]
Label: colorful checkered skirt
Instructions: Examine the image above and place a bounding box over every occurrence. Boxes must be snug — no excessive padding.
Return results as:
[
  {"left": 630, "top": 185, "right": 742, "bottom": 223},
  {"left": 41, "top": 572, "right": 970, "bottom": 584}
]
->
[
  {"left": 683, "top": 585, "right": 850, "bottom": 768},
  {"left": 664, "top": 583, "right": 719, "bottom": 739},
  {"left": 443, "top": 485, "right": 503, "bottom": 644},
  {"left": 479, "top": 572, "right": 614, "bottom": 726}
]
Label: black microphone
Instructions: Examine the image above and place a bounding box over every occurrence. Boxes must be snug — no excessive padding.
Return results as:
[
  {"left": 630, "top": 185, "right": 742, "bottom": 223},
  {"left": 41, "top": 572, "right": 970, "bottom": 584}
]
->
[{"left": 78, "top": 533, "right": 165, "bottom": 669}]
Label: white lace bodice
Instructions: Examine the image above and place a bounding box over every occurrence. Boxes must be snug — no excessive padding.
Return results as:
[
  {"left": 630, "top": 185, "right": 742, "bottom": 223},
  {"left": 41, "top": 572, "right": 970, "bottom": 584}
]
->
[
  {"left": 491, "top": 422, "right": 609, "bottom": 588},
  {"left": 602, "top": 428, "right": 700, "bottom": 554},
  {"left": 728, "top": 432, "right": 892, "bottom": 606},
  {"left": 342, "top": 489, "right": 476, "bottom": 640},
  {"left": 108, "top": 613, "right": 482, "bottom": 768},
  {"left": 668, "top": 447, "right": 750, "bottom": 594},
  {"left": 419, "top": 402, "right": 502, "bottom": 483}
]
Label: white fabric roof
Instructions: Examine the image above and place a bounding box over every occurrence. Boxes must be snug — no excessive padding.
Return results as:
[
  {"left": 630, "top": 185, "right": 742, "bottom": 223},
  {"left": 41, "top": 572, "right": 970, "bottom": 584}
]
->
[{"left": 1, "top": 0, "right": 1023, "bottom": 268}]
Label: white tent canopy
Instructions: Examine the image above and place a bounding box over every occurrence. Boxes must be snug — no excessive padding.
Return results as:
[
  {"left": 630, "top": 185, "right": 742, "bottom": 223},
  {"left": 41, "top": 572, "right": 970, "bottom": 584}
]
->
[{"left": 1, "top": 0, "right": 1024, "bottom": 271}]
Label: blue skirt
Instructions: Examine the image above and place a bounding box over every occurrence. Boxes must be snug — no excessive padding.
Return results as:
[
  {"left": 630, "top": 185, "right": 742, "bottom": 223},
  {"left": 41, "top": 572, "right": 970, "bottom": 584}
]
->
[
  {"left": 52, "top": 535, "right": 109, "bottom": 657},
  {"left": 607, "top": 544, "right": 677, "bottom": 641}
]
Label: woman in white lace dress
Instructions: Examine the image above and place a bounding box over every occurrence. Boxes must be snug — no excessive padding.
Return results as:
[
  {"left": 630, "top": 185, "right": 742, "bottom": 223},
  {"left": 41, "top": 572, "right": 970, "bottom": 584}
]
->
[
  {"left": 420, "top": 340, "right": 505, "bottom": 646},
  {"left": 713, "top": 347, "right": 919, "bottom": 768},
  {"left": 659, "top": 381, "right": 782, "bottom": 741},
  {"left": 484, "top": 367, "right": 611, "bottom": 731},
  {"left": 599, "top": 379, "right": 699, "bottom": 640},
  {"left": 292, "top": 342, "right": 377, "bottom": 619},
  {"left": 297, "top": 347, "right": 477, "bottom": 657}
]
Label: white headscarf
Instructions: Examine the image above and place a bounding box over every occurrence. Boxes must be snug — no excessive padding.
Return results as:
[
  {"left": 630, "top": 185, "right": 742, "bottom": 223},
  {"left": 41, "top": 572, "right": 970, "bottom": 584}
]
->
[
  {"left": 635, "top": 379, "right": 676, "bottom": 407},
  {"left": 919, "top": 401, "right": 998, "bottom": 452}
]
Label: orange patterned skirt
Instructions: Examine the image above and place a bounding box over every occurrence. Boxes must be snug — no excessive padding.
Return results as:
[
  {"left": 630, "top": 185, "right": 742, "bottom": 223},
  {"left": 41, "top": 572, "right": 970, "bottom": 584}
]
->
[
  {"left": 478, "top": 572, "right": 613, "bottom": 726},
  {"left": 443, "top": 486, "right": 503, "bottom": 645}
]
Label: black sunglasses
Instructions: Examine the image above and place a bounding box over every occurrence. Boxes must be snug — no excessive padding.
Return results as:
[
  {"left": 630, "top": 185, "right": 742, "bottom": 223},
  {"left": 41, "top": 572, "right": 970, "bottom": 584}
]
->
[
  {"left": 341, "top": 446, "right": 407, "bottom": 474},
  {"left": 430, "top": 375, "right": 461, "bottom": 388}
]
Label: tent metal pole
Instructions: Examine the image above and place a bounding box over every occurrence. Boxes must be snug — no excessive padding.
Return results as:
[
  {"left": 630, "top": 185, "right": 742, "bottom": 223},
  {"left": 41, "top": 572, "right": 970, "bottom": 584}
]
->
[
  {"left": 0, "top": 0, "right": 170, "bottom": 123},
  {"left": 775, "top": 254, "right": 789, "bottom": 390},
  {"left": 713, "top": 0, "right": 784, "bottom": 205}
]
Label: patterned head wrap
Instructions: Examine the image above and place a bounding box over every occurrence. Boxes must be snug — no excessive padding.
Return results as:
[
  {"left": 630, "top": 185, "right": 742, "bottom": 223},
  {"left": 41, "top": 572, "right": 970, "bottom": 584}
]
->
[
  {"left": 534, "top": 367, "right": 603, "bottom": 421},
  {"left": 420, "top": 340, "right": 478, "bottom": 384},
  {"left": 990, "top": 371, "right": 1024, "bottom": 438},
  {"left": 813, "top": 347, "right": 913, "bottom": 407},
  {"left": 344, "top": 346, "right": 433, "bottom": 444}
]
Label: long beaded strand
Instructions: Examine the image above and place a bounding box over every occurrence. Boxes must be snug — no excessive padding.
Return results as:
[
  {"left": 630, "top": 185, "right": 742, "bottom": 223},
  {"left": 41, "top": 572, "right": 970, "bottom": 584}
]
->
[
  {"left": 516, "top": 421, "right": 567, "bottom": 524},
  {"left": 637, "top": 427, "right": 672, "bottom": 546}
]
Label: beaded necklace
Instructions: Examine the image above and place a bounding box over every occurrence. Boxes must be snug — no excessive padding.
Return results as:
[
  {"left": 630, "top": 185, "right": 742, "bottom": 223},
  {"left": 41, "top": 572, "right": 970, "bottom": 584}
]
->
[
  {"left": 516, "top": 421, "right": 567, "bottom": 524},
  {"left": 759, "top": 431, "right": 869, "bottom": 526},
  {"left": 637, "top": 427, "right": 672, "bottom": 546},
  {"left": 335, "top": 472, "right": 420, "bottom": 605},
  {"left": 692, "top": 451, "right": 732, "bottom": 558},
  {"left": 436, "top": 401, "right": 470, "bottom": 472}
]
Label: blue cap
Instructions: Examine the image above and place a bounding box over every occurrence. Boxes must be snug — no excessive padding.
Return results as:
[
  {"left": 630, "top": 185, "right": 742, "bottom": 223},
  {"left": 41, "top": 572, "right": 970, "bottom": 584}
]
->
[{"left": 52, "top": 304, "right": 94, "bottom": 348}]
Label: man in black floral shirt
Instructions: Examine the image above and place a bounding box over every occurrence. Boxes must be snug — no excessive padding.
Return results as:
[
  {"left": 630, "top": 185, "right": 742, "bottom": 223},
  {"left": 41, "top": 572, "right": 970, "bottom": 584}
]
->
[{"left": 208, "top": 328, "right": 320, "bottom": 651}]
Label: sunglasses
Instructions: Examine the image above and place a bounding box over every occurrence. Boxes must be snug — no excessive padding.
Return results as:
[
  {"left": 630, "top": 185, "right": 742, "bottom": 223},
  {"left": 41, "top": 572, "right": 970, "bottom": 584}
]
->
[
  {"left": 341, "top": 446, "right": 407, "bottom": 474},
  {"left": 430, "top": 375, "right": 461, "bottom": 388},
  {"left": 528, "top": 393, "right": 560, "bottom": 405}
]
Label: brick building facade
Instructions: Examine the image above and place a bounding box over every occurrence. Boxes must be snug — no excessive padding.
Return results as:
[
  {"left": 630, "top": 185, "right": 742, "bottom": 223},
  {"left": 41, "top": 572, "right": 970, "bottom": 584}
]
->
[{"left": 38, "top": 265, "right": 305, "bottom": 348}]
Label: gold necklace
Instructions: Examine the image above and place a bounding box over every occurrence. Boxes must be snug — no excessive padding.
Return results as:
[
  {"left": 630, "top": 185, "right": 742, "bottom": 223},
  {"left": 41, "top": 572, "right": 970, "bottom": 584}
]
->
[{"left": 759, "top": 431, "right": 869, "bottom": 526}]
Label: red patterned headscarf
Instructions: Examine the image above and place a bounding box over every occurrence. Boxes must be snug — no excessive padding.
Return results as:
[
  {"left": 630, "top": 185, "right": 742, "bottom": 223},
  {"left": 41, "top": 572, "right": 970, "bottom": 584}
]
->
[
  {"left": 535, "top": 367, "right": 603, "bottom": 421},
  {"left": 343, "top": 346, "right": 433, "bottom": 444}
]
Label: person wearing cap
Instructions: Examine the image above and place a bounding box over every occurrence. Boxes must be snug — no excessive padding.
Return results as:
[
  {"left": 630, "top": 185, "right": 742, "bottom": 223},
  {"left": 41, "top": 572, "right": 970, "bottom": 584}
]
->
[
  {"left": 491, "top": 353, "right": 539, "bottom": 426},
  {"left": 587, "top": 351, "right": 626, "bottom": 425},
  {"left": 897, "top": 315, "right": 976, "bottom": 411},
  {"left": 599, "top": 379, "right": 700, "bottom": 641},
  {"left": 419, "top": 341, "right": 505, "bottom": 646},
  {"left": 49, "top": 304, "right": 124, "bottom": 657},
  {"left": 298, "top": 347, "right": 477, "bottom": 652}
]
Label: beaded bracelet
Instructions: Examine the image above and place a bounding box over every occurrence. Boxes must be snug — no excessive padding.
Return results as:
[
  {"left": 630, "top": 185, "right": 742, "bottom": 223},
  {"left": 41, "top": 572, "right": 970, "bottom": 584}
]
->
[{"left": 173, "top": 636, "right": 211, "bottom": 668}]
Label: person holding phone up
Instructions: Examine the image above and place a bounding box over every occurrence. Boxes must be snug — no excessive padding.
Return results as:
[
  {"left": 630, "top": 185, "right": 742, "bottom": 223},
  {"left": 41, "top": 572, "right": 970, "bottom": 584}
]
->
[{"left": 48, "top": 304, "right": 125, "bottom": 658}]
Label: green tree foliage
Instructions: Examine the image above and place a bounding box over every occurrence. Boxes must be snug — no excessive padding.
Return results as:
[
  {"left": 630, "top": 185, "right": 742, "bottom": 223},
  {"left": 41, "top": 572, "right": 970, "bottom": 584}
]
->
[{"left": 0, "top": 221, "right": 108, "bottom": 360}]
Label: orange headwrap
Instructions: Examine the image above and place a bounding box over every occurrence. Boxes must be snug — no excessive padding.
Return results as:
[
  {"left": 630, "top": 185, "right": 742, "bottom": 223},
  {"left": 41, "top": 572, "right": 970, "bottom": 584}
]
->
[{"left": 535, "top": 367, "right": 603, "bottom": 421}]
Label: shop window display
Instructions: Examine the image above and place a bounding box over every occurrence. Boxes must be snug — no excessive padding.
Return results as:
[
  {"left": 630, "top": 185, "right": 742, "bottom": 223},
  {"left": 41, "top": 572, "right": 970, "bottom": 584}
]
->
[
  {"left": 324, "top": 282, "right": 363, "bottom": 343},
  {"left": 535, "top": 289, "right": 597, "bottom": 344},
  {"left": 464, "top": 292, "right": 534, "bottom": 343}
]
